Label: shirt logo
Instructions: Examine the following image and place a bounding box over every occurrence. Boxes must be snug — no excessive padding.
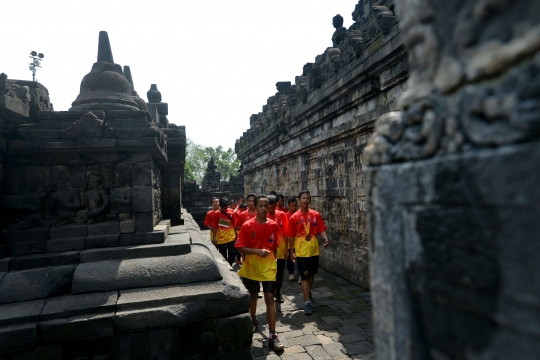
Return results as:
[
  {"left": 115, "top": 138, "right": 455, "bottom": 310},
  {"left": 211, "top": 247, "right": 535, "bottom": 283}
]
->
[{"left": 268, "top": 233, "right": 274, "bottom": 244}]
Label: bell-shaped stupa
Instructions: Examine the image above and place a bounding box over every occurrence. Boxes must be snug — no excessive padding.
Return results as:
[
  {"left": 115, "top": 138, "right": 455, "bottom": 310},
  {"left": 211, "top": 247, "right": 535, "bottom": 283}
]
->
[{"left": 70, "top": 31, "right": 140, "bottom": 111}]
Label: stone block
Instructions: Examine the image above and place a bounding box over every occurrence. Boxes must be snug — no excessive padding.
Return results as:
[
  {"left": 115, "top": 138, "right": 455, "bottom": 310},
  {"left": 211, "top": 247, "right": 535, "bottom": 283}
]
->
[
  {"left": 132, "top": 186, "right": 154, "bottom": 212},
  {"left": 79, "top": 237, "right": 190, "bottom": 263},
  {"left": 115, "top": 162, "right": 131, "bottom": 188},
  {"left": 87, "top": 221, "right": 119, "bottom": 236},
  {"left": 0, "top": 323, "right": 37, "bottom": 354},
  {"left": 0, "top": 265, "right": 77, "bottom": 304},
  {"left": 0, "top": 299, "right": 45, "bottom": 326},
  {"left": 72, "top": 247, "right": 221, "bottom": 294},
  {"left": 131, "top": 152, "right": 152, "bottom": 162},
  {"left": 47, "top": 238, "right": 85, "bottom": 253},
  {"left": 134, "top": 212, "right": 154, "bottom": 233},
  {"left": 110, "top": 187, "right": 132, "bottom": 213},
  {"left": 0, "top": 257, "right": 12, "bottom": 273},
  {"left": 10, "top": 251, "right": 80, "bottom": 271},
  {"left": 41, "top": 291, "right": 117, "bottom": 320},
  {"left": 111, "top": 328, "right": 180, "bottom": 360},
  {"left": 4, "top": 167, "right": 24, "bottom": 195},
  {"left": 11, "top": 345, "right": 62, "bottom": 360},
  {"left": 131, "top": 161, "right": 153, "bottom": 186},
  {"left": 119, "top": 212, "right": 135, "bottom": 231},
  {"left": 3, "top": 228, "right": 50, "bottom": 244},
  {"left": 85, "top": 235, "right": 120, "bottom": 249},
  {"left": 51, "top": 165, "right": 87, "bottom": 191},
  {"left": 8, "top": 241, "right": 48, "bottom": 256},
  {"left": 119, "top": 231, "right": 165, "bottom": 246},
  {"left": 216, "top": 313, "right": 253, "bottom": 352},
  {"left": 50, "top": 224, "right": 87, "bottom": 240},
  {"left": 38, "top": 313, "right": 114, "bottom": 343}
]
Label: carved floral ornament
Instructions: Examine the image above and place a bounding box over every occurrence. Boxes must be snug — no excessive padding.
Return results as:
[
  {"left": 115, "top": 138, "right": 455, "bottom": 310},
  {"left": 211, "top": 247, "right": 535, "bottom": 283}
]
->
[{"left": 365, "top": 0, "right": 540, "bottom": 166}]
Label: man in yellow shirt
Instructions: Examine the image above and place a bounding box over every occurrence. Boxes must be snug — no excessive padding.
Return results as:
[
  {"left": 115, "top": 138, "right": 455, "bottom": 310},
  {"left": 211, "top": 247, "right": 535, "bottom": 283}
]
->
[
  {"left": 235, "top": 195, "right": 284, "bottom": 351},
  {"left": 288, "top": 190, "right": 330, "bottom": 315}
]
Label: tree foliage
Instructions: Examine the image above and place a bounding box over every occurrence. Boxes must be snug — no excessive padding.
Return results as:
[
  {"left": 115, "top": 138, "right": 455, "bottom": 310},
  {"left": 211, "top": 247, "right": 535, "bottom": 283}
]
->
[{"left": 184, "top": 138, "right": 241, "bottom": 185}]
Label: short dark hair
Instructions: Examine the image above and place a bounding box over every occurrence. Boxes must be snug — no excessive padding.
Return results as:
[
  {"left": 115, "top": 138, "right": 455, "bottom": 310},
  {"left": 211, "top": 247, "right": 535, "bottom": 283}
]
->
[
  {"left": 255, "top": 194, "right": 269, "bottom": 206},
  {"left": 246, "top": 193, "right": 256, "bottom": 201},
  {"left": 267, "top": 195, "right": 277, "bottom": 205},
  {"left": 276, "top": 193, "right": 285, "bottom": 200},
  {"left": 238, "top": 195, "right": 245, "bottom": 201},
  {"left": 287, "top": 197, "right": 297, "bottom": 205},
  {"left": 219, "top": 197, "right": 229, "bottom": 207},
  {"left": 268, "top": 190, "right": 277, "bottom": 196},
  {"left": 298, "top": 190, "right": 311, "bottom": 199},
  {"left": 211, "top": 197, "right": 219, "bottom": 201},
  {"left": 255, "top": 194, "right": 268, "bottom": 206}
]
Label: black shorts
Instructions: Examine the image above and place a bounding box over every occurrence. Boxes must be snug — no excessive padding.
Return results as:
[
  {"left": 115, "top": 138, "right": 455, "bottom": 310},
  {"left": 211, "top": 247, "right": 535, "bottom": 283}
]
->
[
  {"left": 242, "top": 278, "right": 276, "bottom": 294},
  {"left": 297, "top": 256, "right": 319, "bottom": 280}
]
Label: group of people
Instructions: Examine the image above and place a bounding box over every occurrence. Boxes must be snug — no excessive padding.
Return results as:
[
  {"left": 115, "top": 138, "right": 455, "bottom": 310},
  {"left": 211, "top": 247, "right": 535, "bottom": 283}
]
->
[{"left": 203, "top": 191, "right": 330, "bottom": 351}]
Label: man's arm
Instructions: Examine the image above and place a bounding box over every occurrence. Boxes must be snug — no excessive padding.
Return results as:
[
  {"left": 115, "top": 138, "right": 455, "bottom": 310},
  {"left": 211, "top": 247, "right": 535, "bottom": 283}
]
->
[
  {"left": 237, "top": 247, "right": 271, "bottom": 257},
  {"left": 319, "top": 230, "right": 330, "bottom": 247}
]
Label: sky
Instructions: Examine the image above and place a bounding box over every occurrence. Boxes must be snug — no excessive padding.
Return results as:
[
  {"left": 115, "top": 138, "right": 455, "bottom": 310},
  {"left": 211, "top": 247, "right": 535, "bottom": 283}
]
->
[{"left": 2, "top": 0, "right": 359, "bottom": 151}]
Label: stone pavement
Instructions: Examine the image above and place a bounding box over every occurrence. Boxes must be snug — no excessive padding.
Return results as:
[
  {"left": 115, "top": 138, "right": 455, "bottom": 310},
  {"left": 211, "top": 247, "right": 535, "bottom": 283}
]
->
[
  {"left": 202, "top": 229, "right": 374, "bottom": 360},
  {"left": 248, "top": 267, "right": 374, "bottom": 360}
]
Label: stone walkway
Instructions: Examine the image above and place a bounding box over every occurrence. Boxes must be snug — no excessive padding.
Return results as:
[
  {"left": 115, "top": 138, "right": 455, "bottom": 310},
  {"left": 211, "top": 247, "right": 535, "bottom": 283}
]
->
[{"left": 202, "top": 229, "right": 374, "bottom": 360}]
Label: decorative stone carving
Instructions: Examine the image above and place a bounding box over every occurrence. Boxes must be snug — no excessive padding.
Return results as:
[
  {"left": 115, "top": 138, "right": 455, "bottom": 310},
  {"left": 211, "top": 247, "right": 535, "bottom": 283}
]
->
[
  {"left": 372, "top": 2, "right": 396, "bottom": 35},
  {"left": 332, "top": 14, "right": 347, "bottom": 47},
  {"left": 147, "top": 84, "right": 162, "bottom": 103},
  {"left": 61, "top": 112, "right": 104, "bottom": 139}
]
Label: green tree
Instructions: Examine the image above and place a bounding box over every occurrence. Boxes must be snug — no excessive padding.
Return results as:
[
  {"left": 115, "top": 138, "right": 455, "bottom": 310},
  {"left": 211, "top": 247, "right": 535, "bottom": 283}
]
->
[{"left": 184, "top": 139, "right": 241, "bottom": 185}]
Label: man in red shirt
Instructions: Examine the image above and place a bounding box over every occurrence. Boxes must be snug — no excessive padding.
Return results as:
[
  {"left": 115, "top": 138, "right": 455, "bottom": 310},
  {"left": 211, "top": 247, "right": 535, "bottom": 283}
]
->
[
  {"left": 266, "top": 195, "right": 290, "bottom": 303},
  {"left": 211, "top": 198, "right": 237, "bottom": 265},
  {"left": 288, "top": 190, "right": 330, "bottom": 315},
  {"left": 203, "top": 197, "right": 219, "bottom": 243},
  {"left": 235, "top": 193, "right": 257, "bottom": 229},
  {"left": 235, "top": 195, "right": 284, "bottom": 351},
  {"left": 286, "top": 197, "right": 298, "bottom": 281},
  {"left": 276, "top": 193, "right": 288, "bottom": 213}
]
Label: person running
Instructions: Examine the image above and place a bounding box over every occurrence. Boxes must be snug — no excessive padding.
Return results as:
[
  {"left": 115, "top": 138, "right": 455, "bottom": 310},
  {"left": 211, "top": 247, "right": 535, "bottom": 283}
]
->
[
  {"left": 235, "top": 193, "right": 257, "bottom": 228},
  {"left": 212, "top": 197, "right": 237, "bottom": 266},
  {"left": 276, "top": 193, "right": 288, "bottom": 213},
  {"left": 204, "top": 197, "right": 219, "bottom": 243},
  {"left": 235, "top": 194, "right": 284, "bottom": 351},
  {"left": 233, "top": 201, "right": 248, "bottom": 265},
  {"left": 285, "top": 197, "right": 298, "bottom": 281},
  {"left": 287, "top": 190, "right": 330, "bottom": 315},
  {"left": 266, "top": 195, "right": 290, "bottom": 303}
]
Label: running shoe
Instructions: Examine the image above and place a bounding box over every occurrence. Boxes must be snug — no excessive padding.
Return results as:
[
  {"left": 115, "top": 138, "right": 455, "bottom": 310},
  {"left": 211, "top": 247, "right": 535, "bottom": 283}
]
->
[
  {"left": 288, "top": 274, "right": 295, "bottom": 281},
  {"left": 275, "top": 294, "right": 284, "bottom": 303},
  {"left": 268, "top": 334, "right": 284, "bottom": 351},
  {"left": 304, "top": 302, "right": 313, "bottom": 315}
]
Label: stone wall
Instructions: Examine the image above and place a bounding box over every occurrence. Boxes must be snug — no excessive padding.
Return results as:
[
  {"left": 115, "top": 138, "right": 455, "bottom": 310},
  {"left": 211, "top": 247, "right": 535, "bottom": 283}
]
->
[
  {"left": 364, "top": 0, "right": 540, "bottom": 359},
  {"left": 236, "top": 0, "right": 406, "bottom": 289}
]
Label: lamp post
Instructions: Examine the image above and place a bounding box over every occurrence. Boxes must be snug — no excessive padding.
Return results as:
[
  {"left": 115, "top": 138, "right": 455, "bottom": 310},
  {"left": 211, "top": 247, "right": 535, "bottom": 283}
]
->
[{"left": 29, "top": 51, "right": 44, "bottom": 82}]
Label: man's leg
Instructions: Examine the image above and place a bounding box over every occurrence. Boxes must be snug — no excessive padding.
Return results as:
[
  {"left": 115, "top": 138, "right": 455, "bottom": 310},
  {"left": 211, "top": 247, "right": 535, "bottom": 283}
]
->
[
  {"left": 217, "top": 243, "right": 227, "bottom": 261},
  {"left": 301, "top": 277, "right": 313, "bottom": 301},
  {"left": 226, "top": 241, "right": 235, "bottom": 265},
  {"left": 275, "top": 259, "right": 285, "bottom": 302},
  {"left": 263, "top": 292, "right": 277, "bottom": 332},
  {"left": 249, "top": 293, "right": 258, "bottom": 320}
]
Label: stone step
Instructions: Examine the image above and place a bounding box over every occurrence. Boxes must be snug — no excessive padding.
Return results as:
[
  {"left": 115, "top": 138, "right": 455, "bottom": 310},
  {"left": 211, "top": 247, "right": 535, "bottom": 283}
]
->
[
  {"left": 79, "top": 232, "right": 190, "bottom": 263},
  {"left": 9, "top": 251, "right": 80, "bottom": 272},
  {"left": 71, "top": 244, "right": 221, "bottom": 295}
]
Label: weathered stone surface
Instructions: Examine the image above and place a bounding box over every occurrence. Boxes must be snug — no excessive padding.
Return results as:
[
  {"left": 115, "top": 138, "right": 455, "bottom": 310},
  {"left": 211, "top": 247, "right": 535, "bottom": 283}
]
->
[
  {"left": 11, "top": 345, "right": 62, "bottom": 360},
  {"left": 216, "top": 314, "right": 253, "bottom": 352},
  {"left": 0, "top": 299, "right": 44, "bottom": 326},
  {"left": 47, "top": 238, "right": 85, "bottom": 252},
  {"left": 111, "top": 327, "right": 180, "bottom": 360},
  {"left": 0, "top": 265, "right": 76, "bottom": 304},
  {"left": 10, "top": 251, "right": 79, "bottom": 271},
  {"left": 84, "top": 234, "right": 120, "bottom": 249},
  {"left": 0, "top": 323, "right": 38, "bottom": 354},
  {"left": 71, "top": 247, "right": 222, "bottom": 294}
]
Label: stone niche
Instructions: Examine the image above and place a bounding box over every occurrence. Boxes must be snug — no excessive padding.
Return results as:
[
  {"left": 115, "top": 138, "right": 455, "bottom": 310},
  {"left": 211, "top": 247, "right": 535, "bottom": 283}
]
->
[
  {"left": 0, "top": 32, "right": 251, "bottom": 359},
  {"left": 236, "top": 0, "right": 404, "bottom": 289},
  {"left": 365, "top": 0, "right": 540, "bottom": 359}
]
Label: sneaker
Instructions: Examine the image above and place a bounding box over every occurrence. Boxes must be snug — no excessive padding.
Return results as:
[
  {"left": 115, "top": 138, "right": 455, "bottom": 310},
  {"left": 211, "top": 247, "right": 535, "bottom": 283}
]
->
[
  {"left": 288, "top": 274, "right": 295, "bottom": 281},
  {"left": 309, "top": 292, "right": 314, "bottom": 302},
  {"left": 304, "top": 302, "right": 313, "bottom": 315},
  {"left": 298, "top": 278, "right": 302, "bottom": 284},
  {"left": 268, "top": 334, "right": 284, "bottom": 351},
  {"left": 275, "top": 294, "right": 284, "bottom": 303}
]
